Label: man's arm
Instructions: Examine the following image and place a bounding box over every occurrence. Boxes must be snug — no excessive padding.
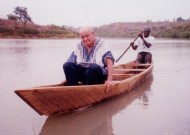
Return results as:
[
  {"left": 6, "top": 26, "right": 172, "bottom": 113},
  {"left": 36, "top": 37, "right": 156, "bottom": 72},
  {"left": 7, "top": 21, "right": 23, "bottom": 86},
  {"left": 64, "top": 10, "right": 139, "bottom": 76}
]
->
[
  {"left": 142, "top": 38, "right": 152, "bottom": 48},
  {"left": 105, "top": 57, "right": 113, "bottom": 92},
  {"left": 138, "top": 33, "right": 152, "bottom": 48},
  {"left": 130, "top": 42, "right": 138, "bottom": 50},
  {"left": 67, "top": 51, "right": 77, "bottom": 63}
]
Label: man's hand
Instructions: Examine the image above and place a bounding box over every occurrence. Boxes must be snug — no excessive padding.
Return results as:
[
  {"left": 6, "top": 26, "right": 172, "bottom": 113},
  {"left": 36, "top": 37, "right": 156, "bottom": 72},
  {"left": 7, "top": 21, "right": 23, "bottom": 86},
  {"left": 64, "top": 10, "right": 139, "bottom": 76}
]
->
[
  {"left": 130, "top": 42, "right": 134, "bottom": 46},
  {"left": 130, "top": 42, "right": 138, "bottom": 50},
  {"left": 105, "top": 58, "right": 113, "bottom": 93},
  {"left": 105, "top": 80, "right": 112, "bottom": 93},
  {"left": 138, "top": 33, "right": 144, "bottom": 40}
]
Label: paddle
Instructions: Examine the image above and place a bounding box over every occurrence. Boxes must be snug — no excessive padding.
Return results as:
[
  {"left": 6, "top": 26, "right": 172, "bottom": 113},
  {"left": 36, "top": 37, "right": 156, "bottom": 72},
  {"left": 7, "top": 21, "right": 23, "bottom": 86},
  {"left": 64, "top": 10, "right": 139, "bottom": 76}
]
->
[{"left": 115, "top": 32, "right": 143, "bottom": 63}]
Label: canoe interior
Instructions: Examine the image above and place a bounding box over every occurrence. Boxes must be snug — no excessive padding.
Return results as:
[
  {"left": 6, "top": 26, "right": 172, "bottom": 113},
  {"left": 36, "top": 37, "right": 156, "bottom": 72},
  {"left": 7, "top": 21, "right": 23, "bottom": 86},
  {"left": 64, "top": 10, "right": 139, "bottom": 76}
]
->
[{"left": 15, "top": 61, "right": 153, "bottom": 116}]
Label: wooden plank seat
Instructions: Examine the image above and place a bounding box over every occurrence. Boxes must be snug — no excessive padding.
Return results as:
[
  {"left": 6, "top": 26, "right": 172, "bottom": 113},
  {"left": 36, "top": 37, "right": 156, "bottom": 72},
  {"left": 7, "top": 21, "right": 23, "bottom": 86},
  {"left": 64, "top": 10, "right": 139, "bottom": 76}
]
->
[
  {"left": 137, "top": 63, "right": 151, "bottom": 66},
  {"left": 133, "top": 64, "right": 151, "bottom": 69},
  {"left": 112, "top": 73, "right": 136, "bottom": 76},
  {"left": 112, "top": 73, "right": 136, "bottom": 81},
  {"left": 113, "top": 69, "right": 145, "bottom": 74}
]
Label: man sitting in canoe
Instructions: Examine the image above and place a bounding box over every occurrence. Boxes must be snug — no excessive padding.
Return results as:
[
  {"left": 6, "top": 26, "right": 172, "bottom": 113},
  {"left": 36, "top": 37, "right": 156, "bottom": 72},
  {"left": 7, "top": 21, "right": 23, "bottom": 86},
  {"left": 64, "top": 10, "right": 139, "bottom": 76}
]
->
[
  {"left": 63, "top": 26, "right": 115, "bottom": 92},
  {"left": 130, "top": 28, "right": 155, "bottom": 64}
]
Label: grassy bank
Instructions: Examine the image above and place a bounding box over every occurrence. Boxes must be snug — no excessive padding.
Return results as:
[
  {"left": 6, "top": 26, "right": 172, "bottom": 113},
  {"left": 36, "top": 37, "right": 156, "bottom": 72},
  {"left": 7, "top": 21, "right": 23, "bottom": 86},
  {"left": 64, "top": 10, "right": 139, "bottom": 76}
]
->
[
  {"left": 94, "top": 21, "right": 190, "bottom": 39},
  {"left": 0, "top": 19, "right": 77, "bottom": 38},
  {"left": 1, "top": 18, "right": 190, "bottom": 39}
]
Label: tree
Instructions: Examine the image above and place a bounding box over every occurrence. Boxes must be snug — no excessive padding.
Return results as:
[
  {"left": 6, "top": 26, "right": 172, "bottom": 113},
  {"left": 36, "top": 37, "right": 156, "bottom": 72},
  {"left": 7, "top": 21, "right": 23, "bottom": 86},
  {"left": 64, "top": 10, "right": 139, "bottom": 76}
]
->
[
  {"left": 177, "top": 17, "right": 185, "bottom": 22},
  {"left": 13, "top": 6, "right": 33, "bottom": 24}
]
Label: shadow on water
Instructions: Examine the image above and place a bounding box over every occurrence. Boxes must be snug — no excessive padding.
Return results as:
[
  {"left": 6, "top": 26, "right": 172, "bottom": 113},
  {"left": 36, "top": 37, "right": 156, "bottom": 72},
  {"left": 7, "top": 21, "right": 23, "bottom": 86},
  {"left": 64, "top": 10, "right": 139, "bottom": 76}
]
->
[{"left": 39, "top": 75, "right": 153, "bottom": 135}]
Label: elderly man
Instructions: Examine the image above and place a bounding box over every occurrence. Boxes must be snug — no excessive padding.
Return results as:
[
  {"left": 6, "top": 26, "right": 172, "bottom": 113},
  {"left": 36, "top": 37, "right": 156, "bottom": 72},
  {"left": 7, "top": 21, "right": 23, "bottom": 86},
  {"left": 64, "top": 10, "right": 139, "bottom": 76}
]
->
[
  {"left": 63, "top": 26, "right": 115, "bottom": 92},
  {"left": 130, "top": 28, "right": 155, "bottom": 64}
]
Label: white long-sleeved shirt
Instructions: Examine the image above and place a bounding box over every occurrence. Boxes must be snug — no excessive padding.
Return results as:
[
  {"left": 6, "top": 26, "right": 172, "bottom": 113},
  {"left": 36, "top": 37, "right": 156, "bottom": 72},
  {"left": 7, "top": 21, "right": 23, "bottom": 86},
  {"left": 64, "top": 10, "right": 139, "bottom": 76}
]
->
[{"left": 134, "top": 36, "right": 155, "bottom": 53}]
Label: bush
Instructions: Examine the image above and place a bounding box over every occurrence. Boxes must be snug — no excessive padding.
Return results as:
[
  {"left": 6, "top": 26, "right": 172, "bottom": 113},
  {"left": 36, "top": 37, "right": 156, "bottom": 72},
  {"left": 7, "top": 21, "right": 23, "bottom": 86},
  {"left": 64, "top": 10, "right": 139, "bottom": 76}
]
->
[
  {"left": 181, "top": 31, "right": 190, "bottom": 38},
  {"left": 0, "top": 25, "right": 14, "bottom": 34},
  {"left": 42, "top": 29, "right": 69, "bottom": 35},
  {"left": 19, "top": 27, "right": 39, "bottom": 35},
  {"left": 7, "top": 14, "right": 18, "bottom": 21}
]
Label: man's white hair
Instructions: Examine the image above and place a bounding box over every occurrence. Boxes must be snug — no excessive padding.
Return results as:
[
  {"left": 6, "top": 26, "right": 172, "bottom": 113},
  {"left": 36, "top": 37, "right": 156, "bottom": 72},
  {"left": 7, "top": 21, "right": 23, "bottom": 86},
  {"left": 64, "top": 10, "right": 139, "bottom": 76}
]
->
[{"left": 79, "top": 26, "right": 94, "bottom": 34}]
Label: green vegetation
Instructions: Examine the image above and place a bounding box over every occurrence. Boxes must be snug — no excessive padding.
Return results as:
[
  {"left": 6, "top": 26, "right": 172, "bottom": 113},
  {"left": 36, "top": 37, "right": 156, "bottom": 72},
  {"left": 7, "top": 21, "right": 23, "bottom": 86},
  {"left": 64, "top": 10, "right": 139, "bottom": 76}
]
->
[
  {"left": 0, "top": 6, "right": 78, "bottom": 38},
  {"left": 0, "top": 19, "right": 77, "bottom": 38},
  {"left": 0, "top": 25, "right": 14, "bottom": 34},
  {"left": 12, "top": 6, "right": 33, "bottom": 23},
  {"left": 1, "top": 18, "right": 190, "bottom": 39},
  {"left": 94, "top": 21, "right": 190, "bottom": 39},
  {"left": 2, "top": 6, "right": 190, "bottom": 39}
]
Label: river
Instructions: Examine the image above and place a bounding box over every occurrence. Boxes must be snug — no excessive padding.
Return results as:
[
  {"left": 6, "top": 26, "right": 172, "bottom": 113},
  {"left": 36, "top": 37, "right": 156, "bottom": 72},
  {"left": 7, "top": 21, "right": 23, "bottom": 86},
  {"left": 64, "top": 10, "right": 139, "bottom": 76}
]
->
[{"left": 0, "top": 38, "right": 190, "bottom": 135}]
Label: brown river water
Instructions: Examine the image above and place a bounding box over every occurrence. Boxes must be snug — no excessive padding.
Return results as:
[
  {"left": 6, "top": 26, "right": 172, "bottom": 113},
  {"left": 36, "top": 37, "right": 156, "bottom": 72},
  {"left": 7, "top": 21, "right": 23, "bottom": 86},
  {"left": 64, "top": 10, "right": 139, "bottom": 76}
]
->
[{"left": 0, "top": 38, "right": 190, "bottom": 135}]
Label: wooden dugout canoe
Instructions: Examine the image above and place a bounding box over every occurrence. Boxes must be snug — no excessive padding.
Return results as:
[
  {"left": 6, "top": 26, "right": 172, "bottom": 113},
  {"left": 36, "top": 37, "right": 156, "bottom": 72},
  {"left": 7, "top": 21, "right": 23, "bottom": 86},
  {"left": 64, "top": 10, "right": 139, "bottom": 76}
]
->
[{"left": 15, "top": 61, "right": 153, "bottom": 116}]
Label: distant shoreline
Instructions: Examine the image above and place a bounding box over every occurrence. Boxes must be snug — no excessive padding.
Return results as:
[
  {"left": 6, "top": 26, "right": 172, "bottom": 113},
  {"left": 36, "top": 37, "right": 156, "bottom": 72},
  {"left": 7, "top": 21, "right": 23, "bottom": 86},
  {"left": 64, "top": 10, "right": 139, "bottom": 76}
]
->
[
  {"left": 1, "top": 37, "right": 189, "bottom": 41},
  {"left": 0, "top": 18, "right": 78, "bottom": 39},
  {"left": 1, "top": 18, "right": 190, "bottom": 39},
  {"left": 0, "top": 36, "right": 77, "bottom": 40}
]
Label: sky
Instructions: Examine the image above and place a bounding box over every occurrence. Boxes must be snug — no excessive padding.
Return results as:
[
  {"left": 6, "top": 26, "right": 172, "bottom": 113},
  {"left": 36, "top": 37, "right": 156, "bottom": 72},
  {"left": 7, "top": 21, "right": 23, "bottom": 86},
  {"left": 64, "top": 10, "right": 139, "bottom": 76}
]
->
[{"left": 0, "top": 0, "right": 190, "bottom": 27}]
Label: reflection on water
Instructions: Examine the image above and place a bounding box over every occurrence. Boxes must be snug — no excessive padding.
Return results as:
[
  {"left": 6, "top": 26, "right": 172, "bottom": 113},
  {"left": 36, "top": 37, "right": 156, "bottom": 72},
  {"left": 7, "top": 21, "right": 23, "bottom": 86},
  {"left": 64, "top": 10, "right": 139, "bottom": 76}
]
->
[
  {"left": 39, "top": 76, "right": 153, "bottom": 135},
  {"left": 1, "top": 39, "right": 190, "bottom": 135},
  {"left": 0, "top": 42, "right": 32, "bottom": 87}
]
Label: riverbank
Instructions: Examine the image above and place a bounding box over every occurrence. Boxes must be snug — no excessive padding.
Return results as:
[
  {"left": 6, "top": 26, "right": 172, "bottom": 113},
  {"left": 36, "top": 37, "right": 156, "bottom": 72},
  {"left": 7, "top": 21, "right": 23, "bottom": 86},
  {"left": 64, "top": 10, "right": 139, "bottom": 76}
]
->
[
  {"left": 0, "top": 19, "right": 78, "bottom": 39},
  {"left": 94, "top": 21, "right": 190, "bottom": 39},
  {"left": 1, "top": 18, "right": 190, "bottom": 39}
]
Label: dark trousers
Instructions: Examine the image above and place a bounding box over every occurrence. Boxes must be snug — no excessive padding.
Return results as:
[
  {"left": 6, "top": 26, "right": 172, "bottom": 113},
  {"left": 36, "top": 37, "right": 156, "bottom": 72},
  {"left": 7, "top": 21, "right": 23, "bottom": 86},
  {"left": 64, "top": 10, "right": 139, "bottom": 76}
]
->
[
  {"left": 63, "top": 62, "right": 107, "bottom": 86},
  {"left": 137, "top": 51, "right": 152, "bottom": 63}
]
